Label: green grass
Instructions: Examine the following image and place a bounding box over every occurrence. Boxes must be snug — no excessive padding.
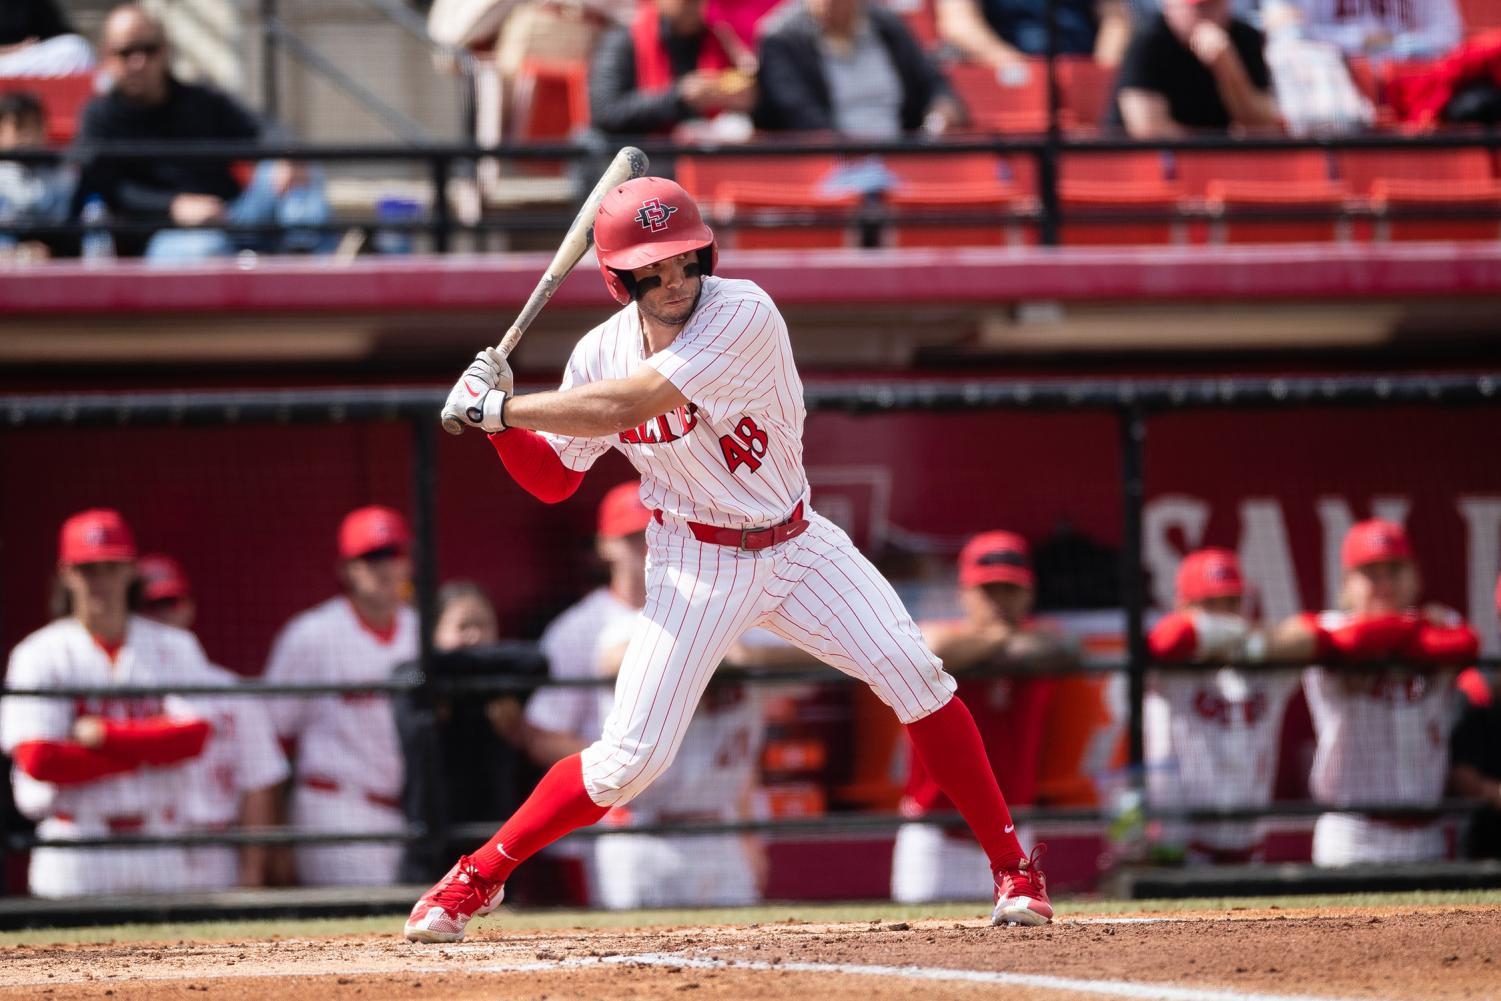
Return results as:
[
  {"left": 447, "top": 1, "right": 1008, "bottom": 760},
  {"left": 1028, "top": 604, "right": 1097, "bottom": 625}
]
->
[{"left": 2, "top": 890, "right": 1498, "bottom": 948}]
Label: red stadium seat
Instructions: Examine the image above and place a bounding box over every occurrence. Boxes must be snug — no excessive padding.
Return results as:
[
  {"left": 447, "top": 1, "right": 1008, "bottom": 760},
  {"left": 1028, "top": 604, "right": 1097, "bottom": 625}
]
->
[
  {"left": 948, "top": 61, "right": 1053, "bottom": 133},
  {"left": 1056, "top": 56, "right": 1117, "bottom": 131},
  {"left": 1202, "top": 179, "right": 1348, "bottom": 244},
  {"left": 1458, "top": 0, "right": 1501, "bottom": 32},
  {"left": 1335, "top": 147, "right": 1496, "bottom": 195},
  {"left": 712, "top": 182, "right": 860, "bottom": 249},
  {"left": 1368, "top": 177, "right": 1501, "bottom": 241},
  {"left": 1059, "top": 151, "right": 1171, "bottom": 186},
  {"left": 1174, "top": 150, "right": 1335, "bottom": 197},
  {"left": 0, "top": 73, "right": 97, "bottom": 145},
  {"left": 675, "top": 152, "right": 840, "bottom": 202},
  {"left": 510, "top": 58, "right": 589, "bottom": 140},
  {"left": 1058, "top": 180, "right": 1184, "bottom": 245},
  {"left": 886, "top": 182, "right": 1019, "bottom": 247}
]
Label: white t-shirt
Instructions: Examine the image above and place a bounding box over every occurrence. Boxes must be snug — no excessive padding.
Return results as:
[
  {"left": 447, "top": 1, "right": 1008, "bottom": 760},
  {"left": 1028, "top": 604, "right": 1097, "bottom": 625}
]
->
[{"left": 543, "top": 276, "right": 809, "bottom": 529}]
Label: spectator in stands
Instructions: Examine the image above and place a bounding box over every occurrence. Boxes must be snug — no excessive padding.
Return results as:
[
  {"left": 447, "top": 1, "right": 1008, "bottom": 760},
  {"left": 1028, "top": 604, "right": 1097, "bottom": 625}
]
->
[
  {"left": 395, "top": 580, "right": 544, "bottom": 884},
  {"left": 755, "top": 0, "right": 964, "bottom": 136},
  {"left": 588, "top": 0, "right": 758, "bottom": 139},
  {"left": 1264, "top": 0, "right": 1462, "bottom": 61},
  {"left": 1259, "top": 0, "right": 1374, "bottom": 135},
  {"left": 1145, "top": 548, "right": 1303, "bottom": 864},
  {"left": 892, "top": 531, "right": 1072, "bottom": 903},
  {"left": 522, "top": 482, "right": 772, "bottom": 908},
  {"left": 73, "top": 4, "right": 332, "bottom": 260},
  {"left": 0, "top": 90, "right": 73, "bottom": 260},
  {"left": 1298, "top": 520, "right": 1478, "bottom": 866},
  {"left": 0, "top": 510, "right": 214, "bottom": 898},
  {"left": 1112, "top": 0, "right": 1282, "bottom": 138},
  {"left": 0, "top": 0, "right": 94, "bottom": 78},
  {"left": 135, "top": 553, "right": 288, "bottom": 890},
  {"left": 263, "top": 505, "right": 417, "bottom": 886},
  {"left": 1447, "top": 575, "right": 1501, "bottom": 860},
  {"left": 936, "top": 0, "right": 1131, "bottom": 72}
]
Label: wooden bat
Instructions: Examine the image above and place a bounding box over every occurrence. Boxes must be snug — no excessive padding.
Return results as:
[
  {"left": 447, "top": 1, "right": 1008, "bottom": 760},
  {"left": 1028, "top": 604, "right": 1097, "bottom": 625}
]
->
[{"left": 441, "top": 146, "right": 650, "bottom": 435}]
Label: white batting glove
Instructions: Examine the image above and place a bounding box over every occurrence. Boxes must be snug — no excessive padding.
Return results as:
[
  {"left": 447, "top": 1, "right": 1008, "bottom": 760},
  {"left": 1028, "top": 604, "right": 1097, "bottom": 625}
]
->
[{"left": 444, "top": 348, "right": 513, "bottom": 433}]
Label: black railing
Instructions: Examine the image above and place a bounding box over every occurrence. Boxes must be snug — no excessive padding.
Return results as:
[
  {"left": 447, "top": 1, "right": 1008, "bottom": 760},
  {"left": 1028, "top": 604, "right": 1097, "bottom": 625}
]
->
[{"left": 7, "top": 130, "right": 1501, "bottom": 250}]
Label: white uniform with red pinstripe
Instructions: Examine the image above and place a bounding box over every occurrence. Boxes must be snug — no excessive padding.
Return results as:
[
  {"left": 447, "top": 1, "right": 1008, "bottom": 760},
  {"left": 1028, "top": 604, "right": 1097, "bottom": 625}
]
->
[
  {"left": 542, "top": 275, "right": 957, "bottom": 809},
  {"left": 1304, "top": 611, "right": 1455, "bottom": 866}
]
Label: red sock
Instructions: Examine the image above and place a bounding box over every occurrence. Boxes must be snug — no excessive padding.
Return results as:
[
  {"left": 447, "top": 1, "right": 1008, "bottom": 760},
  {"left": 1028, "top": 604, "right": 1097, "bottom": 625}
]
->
[
  {"left": 469, "top": 754, "right": 607, "bottom": 884},
  {"left": 905, "top": 696, "right": 1023, "bottom": 871}
]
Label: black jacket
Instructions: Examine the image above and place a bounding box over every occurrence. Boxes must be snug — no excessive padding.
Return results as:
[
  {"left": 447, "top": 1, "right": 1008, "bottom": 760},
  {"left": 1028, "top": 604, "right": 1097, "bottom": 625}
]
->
[
  {"left": 753, "top": 5, "right": 954, "bottom": 133},
  {"left": 74, "top": 77, "right": 262, "bottom": 221},
  {"left": 589, "top": 20, "right": 708, "bottom": 136}
]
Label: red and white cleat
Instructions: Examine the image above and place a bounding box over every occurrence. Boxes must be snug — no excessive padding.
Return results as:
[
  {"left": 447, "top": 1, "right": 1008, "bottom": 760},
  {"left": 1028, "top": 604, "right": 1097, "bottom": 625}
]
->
[
  {"left": 991, "top": 844, "right": 1053, "bottom": 926},
  {"left": 404, "top": 856, "right": 504, "bottom": 943}
]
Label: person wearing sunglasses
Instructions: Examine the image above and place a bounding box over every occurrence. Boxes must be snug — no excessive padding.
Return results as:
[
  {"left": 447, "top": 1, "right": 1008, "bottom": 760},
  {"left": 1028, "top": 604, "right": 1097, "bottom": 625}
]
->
[
  {"left": 72, "top": 4, "right": 331, "bottom": 259},
  {"left": 261, "top": 505, "right": 418, "bottom": 886}
]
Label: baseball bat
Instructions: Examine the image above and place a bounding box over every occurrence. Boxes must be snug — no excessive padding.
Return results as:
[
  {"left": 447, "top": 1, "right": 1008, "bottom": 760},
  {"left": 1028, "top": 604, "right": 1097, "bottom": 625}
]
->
[{"left": 441, "top": 145, "right": 650, "bottom": 435}]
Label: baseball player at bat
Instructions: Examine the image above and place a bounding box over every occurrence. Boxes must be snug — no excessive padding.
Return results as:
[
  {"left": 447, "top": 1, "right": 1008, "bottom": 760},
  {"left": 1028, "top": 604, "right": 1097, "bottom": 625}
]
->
[{"left": 407, "top": 176, "right": 1051, "bottom": 942}]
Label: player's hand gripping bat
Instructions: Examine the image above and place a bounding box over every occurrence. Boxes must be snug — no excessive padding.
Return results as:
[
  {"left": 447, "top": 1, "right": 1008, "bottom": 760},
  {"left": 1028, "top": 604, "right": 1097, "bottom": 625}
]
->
[{"left": 440, "top": 146, "right": 650, "bottom": 435}]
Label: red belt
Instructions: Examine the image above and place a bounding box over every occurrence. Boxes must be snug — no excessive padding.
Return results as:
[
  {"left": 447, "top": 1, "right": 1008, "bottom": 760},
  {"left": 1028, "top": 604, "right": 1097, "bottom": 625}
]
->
[
  {"left": 52, "top": 813, "right": 145, "bottom": 833},
  {"left": 656, "top": 501, "right": 808, "bottom": 551},
  {"left": 301, "top": 774, "right": 401, "bottom": 811}
]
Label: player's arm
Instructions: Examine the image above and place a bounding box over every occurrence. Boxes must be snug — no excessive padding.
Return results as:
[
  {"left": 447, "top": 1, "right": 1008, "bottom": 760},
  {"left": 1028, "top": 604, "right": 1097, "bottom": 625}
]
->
[
  {"left": 922, "top": 619, "right": 1016, "bottom": 673},
  {"left": 504, "top": 365, "right": 689, "bottom": 439}
]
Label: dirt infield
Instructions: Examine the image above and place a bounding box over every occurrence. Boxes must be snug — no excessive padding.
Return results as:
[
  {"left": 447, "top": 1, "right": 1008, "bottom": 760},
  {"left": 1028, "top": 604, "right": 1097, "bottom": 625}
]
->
[{"left": 2, "top": 904, "right": 1497, "bottom": 1001}]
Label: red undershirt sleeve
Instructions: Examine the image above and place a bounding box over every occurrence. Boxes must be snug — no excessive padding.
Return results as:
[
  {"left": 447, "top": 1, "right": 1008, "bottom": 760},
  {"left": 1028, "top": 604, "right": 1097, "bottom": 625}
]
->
[
  {"left": 1401, "top": 621, "right": 1480, "bottom": 666},
  {"left": 97, "top": 717, "right": 212, "bottom": 767},
  {"left": 10, "top": 740, "right": 139, "bottom": 785},
  {"left": 489, "top": 429, "right": 586, "bottom": 504}
]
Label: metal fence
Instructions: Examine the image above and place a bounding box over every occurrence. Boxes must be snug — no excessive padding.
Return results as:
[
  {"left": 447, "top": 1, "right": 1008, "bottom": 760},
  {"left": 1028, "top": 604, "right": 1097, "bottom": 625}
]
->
[{"left": 2, "top": 373, "right": 1500, "bottom": 911}]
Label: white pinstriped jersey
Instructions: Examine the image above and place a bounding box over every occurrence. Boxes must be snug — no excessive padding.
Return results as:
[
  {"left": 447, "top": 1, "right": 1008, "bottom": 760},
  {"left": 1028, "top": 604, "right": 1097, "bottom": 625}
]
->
[
  {"left": 263, "top": 597, "right": 416, "bottom": 803},
  {"left": 0, "top": 616, "right": 213, "bottom": 825},
  {"left": 172, "top": 663, "right": 289, "bottom": 828},
  {"left": 1145, "top": 668, "right": 1300, "bottom": 812},
  {"left": 1289, "top": 0, "right": 1461, "bottom": 57},
  {"left": 542, "top": 276, "right": 809, "bottom": 528},
  {"left": 1303, "top": 611, "right": 1456, "bottom": 807}
]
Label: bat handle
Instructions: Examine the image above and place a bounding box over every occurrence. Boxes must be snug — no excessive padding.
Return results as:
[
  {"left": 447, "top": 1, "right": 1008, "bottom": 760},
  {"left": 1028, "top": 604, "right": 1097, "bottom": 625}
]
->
[{"left": 441, "top": 413, "right": 465, "bottom": 436}]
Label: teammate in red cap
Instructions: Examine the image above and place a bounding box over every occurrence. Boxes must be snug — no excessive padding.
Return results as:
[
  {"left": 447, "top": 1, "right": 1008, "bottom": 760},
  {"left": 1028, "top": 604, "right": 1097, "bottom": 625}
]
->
[
  {"left": 135, "top": 554, "right": 289, "bottom": 890},
  {"left": 1298, "top": 520, "right": 1478, "bottom": 866},
  {"left": 891, "top": 530, "right": 1073, "bottom": 904},
  {"left": 262, "top": 504, "right": 418, "bottom": 886},
  {"left": 414, "top": 177, "right": 1050, "bottom": 940},
  {"left": 0, "top": 510, "right": 217, "bottom": 897},
  {"left": 1144, "top": 548, "right": 1301, "bottom": 863}
]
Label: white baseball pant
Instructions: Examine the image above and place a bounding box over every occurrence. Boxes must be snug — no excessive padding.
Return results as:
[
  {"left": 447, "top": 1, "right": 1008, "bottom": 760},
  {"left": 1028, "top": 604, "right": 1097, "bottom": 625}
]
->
[
  {"left": 289, "top": 782, "right": 403, "bottom": 886},
  {"left": 580, "top": 511, "right": 956, "bottom": 807},
  {"left": 1312, "top": 812, "right": 1447, "bottom": 866},
  {"left": 594, "top": 832, "right": 759, "bottom": 909}
]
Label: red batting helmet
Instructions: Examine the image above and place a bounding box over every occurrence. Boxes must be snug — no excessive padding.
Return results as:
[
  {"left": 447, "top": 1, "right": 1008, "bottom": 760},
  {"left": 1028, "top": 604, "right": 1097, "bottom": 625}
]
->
[{"left": 594, "top": 176, "right": 717, "bottom": 306}]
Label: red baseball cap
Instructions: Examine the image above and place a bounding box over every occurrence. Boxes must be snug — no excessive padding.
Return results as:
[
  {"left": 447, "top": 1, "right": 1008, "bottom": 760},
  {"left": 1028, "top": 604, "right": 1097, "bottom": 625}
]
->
[
  {"left": 1176, "top": 547, "right": 1243, "bottom": 604},
  {"left": 959, "top": 530, "right": 1034, "bottom": 589},
  {"left": 338, "top": 505, "right": 411, "bottom": 560},
  {"left": 1341, "top": 519, "right": 1413, "bottom": 570},
  {"left": 58, "top": 508, "right": 137, "bottom": 566},
  {"left": 598, "top": 481, "right": 652, "bottom": 539},
  {"left": 137, "top": 553, "right": 191, "bottom": 602}
]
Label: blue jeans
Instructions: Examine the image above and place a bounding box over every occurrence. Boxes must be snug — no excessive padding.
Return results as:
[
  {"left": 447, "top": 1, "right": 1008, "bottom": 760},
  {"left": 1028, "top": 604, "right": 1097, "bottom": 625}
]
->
[{"left": 145, "top": 162, "right": 334, "bottom": 262}]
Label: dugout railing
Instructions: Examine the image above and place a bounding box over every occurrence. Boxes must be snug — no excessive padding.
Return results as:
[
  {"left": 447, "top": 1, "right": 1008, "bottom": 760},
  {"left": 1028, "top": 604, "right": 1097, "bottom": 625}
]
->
[
  {"left": 2, "top": 374, "right": 1500, "bottom": 918},
  {"left": 7, "top": 130, "right": 1501, "bottom": 252}
]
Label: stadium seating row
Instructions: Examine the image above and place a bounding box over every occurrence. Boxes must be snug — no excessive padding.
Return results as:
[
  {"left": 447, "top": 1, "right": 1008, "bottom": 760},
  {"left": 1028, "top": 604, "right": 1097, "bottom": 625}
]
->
[{"left": 677, "top": 149, "right": 1501, "bottom": 247}]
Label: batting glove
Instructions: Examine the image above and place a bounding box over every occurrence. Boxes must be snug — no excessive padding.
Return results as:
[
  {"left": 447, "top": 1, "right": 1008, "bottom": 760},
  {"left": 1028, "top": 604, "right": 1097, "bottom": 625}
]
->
[{"left": 444, "top": 348, "right": 513, "bottom": 433}]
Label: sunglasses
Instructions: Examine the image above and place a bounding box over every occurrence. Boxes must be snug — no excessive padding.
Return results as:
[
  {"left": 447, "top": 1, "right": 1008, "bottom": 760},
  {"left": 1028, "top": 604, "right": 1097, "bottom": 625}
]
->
[
  {"left": 111, "top": 41, "right": 163, "bottom": 60},
  {"left": 353, "top": 545, "right": 407, "bottom": 563}
]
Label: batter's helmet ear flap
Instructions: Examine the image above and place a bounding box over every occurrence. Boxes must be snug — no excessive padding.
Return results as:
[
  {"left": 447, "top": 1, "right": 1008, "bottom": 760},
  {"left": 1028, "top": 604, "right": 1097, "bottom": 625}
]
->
[
  {"left": 697, "top": 245, "right": 716, "bottom": 277},
  {"left": 609, "top": 268, "right": 639, "bottom": 303}
]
